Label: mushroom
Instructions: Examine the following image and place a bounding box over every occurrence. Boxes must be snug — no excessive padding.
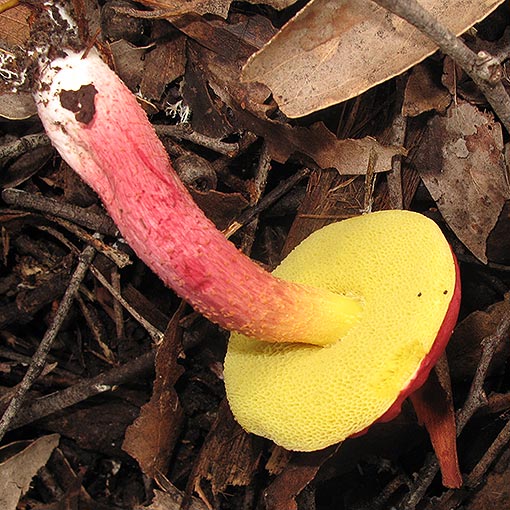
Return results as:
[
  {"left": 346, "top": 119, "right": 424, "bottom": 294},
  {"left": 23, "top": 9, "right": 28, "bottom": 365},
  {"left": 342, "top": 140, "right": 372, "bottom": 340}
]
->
[
  {"left": 224, "top": 210, "right": 460, "bottom": 451},
  {"left": 34, "top": 49, "right": 460, "bottom": 456},
  {"left": 33, "top": 48, "right": 362, "bottom": 347}
]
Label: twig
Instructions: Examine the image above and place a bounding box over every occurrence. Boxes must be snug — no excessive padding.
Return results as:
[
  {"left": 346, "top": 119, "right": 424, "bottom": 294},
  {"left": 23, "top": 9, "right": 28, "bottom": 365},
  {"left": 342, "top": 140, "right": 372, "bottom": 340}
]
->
[
  {"left": 239, "top": 141, "right": 272, "bottom": 253},
  {"left": 466, "top": 417, "right": 510, "bottom": 488},
  {"left": 372, "top": 0, "right": 510, "bottom": 133},
  {"left": 223, "top": 167, "right": 311, "bottom": 239},
  {"left": 0, "top": 244, "right": 96, "bottom": 443},
  {"left": 398, "top": 315, "right": 510, "bottom": 509},
  {"left": 111, "top": 267, "right": 125, "bottom": 340},
  {"left": 37, "top": 222, "right": 132, "bottom": 269},
  {"left": 9, "top": 351, "right": 155, "bottom": 430},
  {"left": 0, "top": 133, "right": 51, "bottom": 165},
  {"left": 89, "top": 264, "right": 164, "bottom": 343},
  {"left": 2, "top": 188, "right": 117, "bottom": 236},
  {"left": 387, "top": 77, "right": 407, "bottom": 209},
  {"left": 155, "top": 124, "right": 239, "bottom": 157}
]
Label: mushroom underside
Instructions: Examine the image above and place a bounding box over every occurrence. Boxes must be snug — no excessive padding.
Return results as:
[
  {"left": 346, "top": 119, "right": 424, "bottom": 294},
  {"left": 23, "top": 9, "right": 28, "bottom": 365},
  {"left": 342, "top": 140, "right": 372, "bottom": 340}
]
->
[{"left": 224, "top": 210, "right": 460, "bottom": 452}]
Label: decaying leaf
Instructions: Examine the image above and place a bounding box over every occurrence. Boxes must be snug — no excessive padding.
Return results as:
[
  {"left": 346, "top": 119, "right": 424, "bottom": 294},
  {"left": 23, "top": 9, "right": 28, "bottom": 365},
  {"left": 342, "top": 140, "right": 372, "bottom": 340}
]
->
[
  {"left": 448, "top": 293, "right": 510, "bottom": 382},
  {"left": 137, "top": 0, "right": 295, "bottom": 18},
  {"left": 110, "top": 40, "right": 147, "bottom": 92},
  {"left": 413, "top": 101, "right": 510, "bottom": 263},
  {"left": 403, "top": 62, "right": 452, "bottom": 117},
  {"left": 0, "top": 0, "right": 31, "bottom": 48},
  {"left": 141, "top": 488, "right": 208, "bottom": 510},
  {"left": 183, "top": 27, "right": 405, "bottom": 175},
  {"left": 0, "top": 434, "right": 60, "bottom": 510},
  {"left": 140, "top": 36, "right": 186, "bottom": 101},
  {"left": 122, "top": 306, "right": 184, "bottom": 478},
  {"left": 122, "top": 308, "right": 185, "bottom": 478},
  {"left": 263, "top": 448, "right": 337, "bottom": 510},
  {"left": 242, "top": 0, "right": 505, "bottom": 118}
]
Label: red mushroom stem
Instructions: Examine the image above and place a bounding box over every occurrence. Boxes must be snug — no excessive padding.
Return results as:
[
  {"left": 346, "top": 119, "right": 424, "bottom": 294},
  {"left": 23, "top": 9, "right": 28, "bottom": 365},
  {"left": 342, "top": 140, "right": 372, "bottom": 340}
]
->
[{"left": 34, "top": 49, "right": 362, "bottom": 345}]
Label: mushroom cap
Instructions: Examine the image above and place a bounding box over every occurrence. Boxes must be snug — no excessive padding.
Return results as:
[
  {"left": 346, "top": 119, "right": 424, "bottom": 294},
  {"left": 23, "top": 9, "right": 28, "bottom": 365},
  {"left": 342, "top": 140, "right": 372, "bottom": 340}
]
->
[{"left": 224, "top": 210, "right": 460, "bottom": 451}]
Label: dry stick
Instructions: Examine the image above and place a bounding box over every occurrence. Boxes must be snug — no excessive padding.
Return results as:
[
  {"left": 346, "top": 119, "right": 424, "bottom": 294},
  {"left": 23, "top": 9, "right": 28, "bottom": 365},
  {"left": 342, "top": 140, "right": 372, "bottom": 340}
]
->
[
  {"left": 2, "top": 188, "right": 117, "bottom": 236},
  {"left": 0, "top": 244, "right": 96, "bottom": 443},
  {"left": 37, "top": 220, "right": 130, "bottom": 270},
  {"left": 372, "top": 0, "right": 510, "bottom": 133},
  {"left": 9, "top": 351, "right": 155, "bottom": 430},
  {"left": 465, "top": 417, "right": 510, "bottom": 487},
  {"left": 223, "top": 167, "right": 311, "bottom": 239},
  {"left": 239, "top": 141, "right": 272, "bottom": 253},
  {"left": 111, "top": 267, "right": 125, "bottom": 340},
  {"left": 88, "top": 264, "right": 164, "bottom": 343},
  {"left": 400, "top": 315, "right": 510, "bottom": 510},
  {"left": 0, "top": 133, "right": 51, "bottom": 165},
  {"left": 155, "top": 124, "right": 239, "bottom": 157}
]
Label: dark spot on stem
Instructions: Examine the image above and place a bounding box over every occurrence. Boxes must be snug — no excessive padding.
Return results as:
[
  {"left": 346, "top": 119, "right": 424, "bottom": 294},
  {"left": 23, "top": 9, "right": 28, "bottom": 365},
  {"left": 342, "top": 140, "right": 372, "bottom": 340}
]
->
[{"left": 60, "top": 84, "right": 98, "bottom": 124}]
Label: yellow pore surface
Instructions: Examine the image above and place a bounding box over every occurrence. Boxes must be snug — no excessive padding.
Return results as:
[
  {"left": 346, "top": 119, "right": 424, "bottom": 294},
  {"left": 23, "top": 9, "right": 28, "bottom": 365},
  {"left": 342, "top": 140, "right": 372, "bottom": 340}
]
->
[{"left": 224, "top": 210, "right": 457, "bottom": 451}]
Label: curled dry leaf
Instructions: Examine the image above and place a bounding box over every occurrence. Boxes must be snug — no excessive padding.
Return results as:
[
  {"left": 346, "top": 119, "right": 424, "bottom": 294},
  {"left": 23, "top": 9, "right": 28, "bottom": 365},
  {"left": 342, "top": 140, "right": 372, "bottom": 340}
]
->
[
  {"left": 413, "top": 101, "right": 510, "bottom": 263},
  {"left": 242, "top": 0, "right": 505, "bottom": 118},
  {"left": 186, "top": 34, "right": 405, "bottom": 174},
  {"left": 0, "top": 434, "right": 60, "bottom": 510}
]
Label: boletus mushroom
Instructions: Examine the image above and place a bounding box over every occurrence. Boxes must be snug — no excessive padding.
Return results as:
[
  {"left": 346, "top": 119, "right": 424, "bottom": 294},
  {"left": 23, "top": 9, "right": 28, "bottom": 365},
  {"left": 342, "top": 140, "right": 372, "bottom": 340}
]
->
[
  {"left": 225, "top": 211, "right": 460, "bottom": 451},
  {"left": 34, "top": 49, "right": 460, "bottom": 455}
]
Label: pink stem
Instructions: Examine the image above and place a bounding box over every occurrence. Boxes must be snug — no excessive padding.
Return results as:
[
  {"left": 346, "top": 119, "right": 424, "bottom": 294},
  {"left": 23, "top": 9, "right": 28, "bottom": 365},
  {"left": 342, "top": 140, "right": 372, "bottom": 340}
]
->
[{"left": 34, "top": 49, "right": 362, "bottom": 345}]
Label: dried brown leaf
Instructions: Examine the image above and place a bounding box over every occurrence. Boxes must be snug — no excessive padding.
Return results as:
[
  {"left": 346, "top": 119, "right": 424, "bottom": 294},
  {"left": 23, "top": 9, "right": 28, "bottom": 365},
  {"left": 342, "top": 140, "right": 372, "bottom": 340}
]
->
[
  {"left": 141, "top": 488, "right": 208, "bottom": 510},
  {"left": 448, "top": 294, "right": 510, "bottom": 382},
  {"left": 182, "top": 18, "right": 404, "bottom": 173},
  {"left": 0, "top": 1, "right": 31, "bottom": 48},
  {"left": 0, "top": 434, "right": 60, "bottom": 510},
  {"left": 413, "top": 101, "right": 510, "bottom": 263},
  {"left": 140, "top": 36, "right": 186, "bottom": 101},
  {"left": 136, "top": 0, "right": 231, "bottom": 18},
  {"left": 110, "top": 40, "right": 147, "bottom": 92},
  {"left": 137, "top": 0, "right": 294, "bottom": 18},
  {"left": 242, "top": 0, "right": 505, "bottom": 118},
  {"left": 403, "top": 62, "right": 452, "bottom": 117},
  {"left": 264, "top": 448, "right": 337, "bottom": 510},
  {"left": 122, "top": 308, "right": 185, "bottom": 478}
]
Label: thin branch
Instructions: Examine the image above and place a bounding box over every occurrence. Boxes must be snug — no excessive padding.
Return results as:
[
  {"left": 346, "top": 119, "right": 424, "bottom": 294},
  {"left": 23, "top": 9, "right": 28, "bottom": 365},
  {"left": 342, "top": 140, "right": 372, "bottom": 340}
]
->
[
  {"left": 372, "top": 0, "right": 510, "bottom": 133},
  {"left": 155, "top": 124, "right": 239, "bottom": 157},
  {"left": 0, "top": 133, "right": 51, "bottom": 165},
  {"left": 398, "top": 315, "right": 510, "bottom": 509},
  {"left": 9, "top": 351, "right": 155, "bottom": 430},
  {"left": 2, "top": 188, "right": 117, "bottom": 236},
  {"left": 0, "top": 245, "right": 96, "bottom": 442},
  {"left": 223, "top": 167, "right": 311, "bottom": 239},
  {"left": 89, "top": 264, "right": 164, "bottom": 343}
]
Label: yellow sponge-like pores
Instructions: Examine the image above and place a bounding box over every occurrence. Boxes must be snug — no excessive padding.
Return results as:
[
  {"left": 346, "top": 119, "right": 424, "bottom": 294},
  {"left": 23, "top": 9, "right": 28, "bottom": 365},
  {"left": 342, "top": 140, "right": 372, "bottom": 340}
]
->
[{"left": 224, "top": 210, "right": 458, "bottom": 451}]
